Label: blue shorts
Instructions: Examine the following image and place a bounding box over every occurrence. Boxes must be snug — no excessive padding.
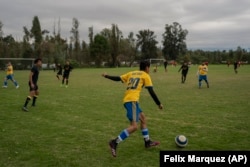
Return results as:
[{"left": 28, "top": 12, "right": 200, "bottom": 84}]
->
[
  {"left": 6, "top": 74, "right": 14, "bottom": 80},
  {"left": 199, "top": 75, "right": 207, "bottom": 81},
  {"left": 123, "top": 102, "right": 142, "bottom": 122}
]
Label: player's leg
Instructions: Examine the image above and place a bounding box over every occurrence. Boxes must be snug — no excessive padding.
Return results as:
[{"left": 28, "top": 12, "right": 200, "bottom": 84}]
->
[
  {"left": 234, "top": 68, "right": 238, "bottom": 74},
  {"left": 198, "top": 75, "right": 202, "bottom": 88},
  {"left": 112, "top": 102, "right": 138, "bottom": 142},
  {"left": 23, "top": 90, "right": 35, "bottom": 111},
  {"left": 181, "top": 73, "right": 184, "bottom": 83},
  {"left": 183, "top": 72, "right": 187, "bottom": 83},
  {"left": 61, "top": 75, "right": 65, "bottom": 86},
  {"left": 204, "top": 76, "right": 209, "bottom": 88},
  {"left": 23, "top": 82, "right": 37, "bottom": 111},
  {"left": 56, "top": 74, "right": 60, "bottom": 80},
  {"left": 109, "top": 102, "right": 139, "bottom": 157},
  {"left": 65, "top": 75, "right": 69, "bottom": 87},
  {"left": 139, "top": 111, "right": 160, "bottom": 148},
  {"left": 57, "top": 72, "right": 61, "bottom": 80},
  {"left": 32, "top": 86, "right": 39, "bottom": 106},
  {"left": 64, "top": 75, "right": 69, "bottom": 88},
  {"left": 3, "top": 75, "right": 9, "bottom": 88},
  {"left": 10, "top": 75, "right": 19, "bottom": 88}
]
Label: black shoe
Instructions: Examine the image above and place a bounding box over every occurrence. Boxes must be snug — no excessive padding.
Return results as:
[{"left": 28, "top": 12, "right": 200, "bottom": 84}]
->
[
  {"left": 31, "top": 104, "right": 35, "bottom": 107},
  {"left": 109, "top": 139, "right": 118, "bottom": 157},
  {"left": 22, "top": 107, "right": 28, "bottom": 112},
  {"left": 145, "top": 140, "right": 160, "bottom": 148}
]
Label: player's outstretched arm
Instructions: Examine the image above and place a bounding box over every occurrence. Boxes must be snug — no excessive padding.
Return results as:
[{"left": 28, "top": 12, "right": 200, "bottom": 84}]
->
[
  {"left": 102, "top": 73, "right": 121, "bottom": 81},
  {"left": 146, "top": 87, "right": 163, "bottom": 110}
]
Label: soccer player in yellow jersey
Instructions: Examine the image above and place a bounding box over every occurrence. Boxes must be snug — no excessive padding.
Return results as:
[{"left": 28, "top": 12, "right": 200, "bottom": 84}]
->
[
  {"left": 2, "top": 62, "right": 19, "bottom": 89},
  {"left": 197, "top": 62, "right": 209, "bottom": 88},
  {"left": 102, "top": 60, "right": 163, "bottom": 157}
]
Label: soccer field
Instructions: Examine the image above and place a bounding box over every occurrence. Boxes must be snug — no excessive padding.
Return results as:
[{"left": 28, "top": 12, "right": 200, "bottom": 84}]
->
[{"left": 0, "top": 65, "right": 250, "bottom": 167}]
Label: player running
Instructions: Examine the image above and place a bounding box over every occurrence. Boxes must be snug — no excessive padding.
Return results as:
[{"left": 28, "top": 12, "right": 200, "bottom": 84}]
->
[
  {"left": 102, "top": 60, "right": 163, "bottom": 157},
  {"left": 56, "top": 64, "right": 63, "bottom": 80},
  {"left": 197, "top": 62, "right": 209, "bottom": 89},
  {"left": 178, "top": 62, "right": 189, "bottom": 83},
  {"left": 234, "top": 61, "right": 238, "bottom": 74},
  {"left": 22, "top": 58, "right": 42, "bottom": 112},
  {"left": 61, "top": 61, "right": 73, "bottom": 88},
  {"left": 2, "top": 62, "right": 19, "bottom": 89}
]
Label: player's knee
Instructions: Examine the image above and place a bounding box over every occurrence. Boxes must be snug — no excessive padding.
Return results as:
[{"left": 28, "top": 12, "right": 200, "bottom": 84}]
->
[{"left": 131, "top": 123, "right": 138, "bottom": 131}]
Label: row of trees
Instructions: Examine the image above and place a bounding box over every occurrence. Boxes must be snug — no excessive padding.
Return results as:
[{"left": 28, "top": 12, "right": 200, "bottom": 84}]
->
[{"left": 0, "top": 16, "right": 249, "bottom": 69}]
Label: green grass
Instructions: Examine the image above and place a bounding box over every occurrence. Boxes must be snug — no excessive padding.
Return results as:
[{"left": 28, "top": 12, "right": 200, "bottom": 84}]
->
[{"left": 0, "top": 65, "right": 250, "bottom": 167}]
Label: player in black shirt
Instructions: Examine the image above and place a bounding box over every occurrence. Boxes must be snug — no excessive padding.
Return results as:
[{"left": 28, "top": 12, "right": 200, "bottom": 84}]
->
[
  {"left": 22, "top": 58, "right": 42, "bottom": 112},
  {"left": 56, "top": 64, "right": 63, "bottom": 80},
  {"left": 178, "top": 62, "right": 189, "bottom": 83},
  {"left": 61, "top": 61, "right": 73, "bottom": 88},
  {"left": 234, "top": 61, "right": 238, "bottom": 74},
  {"left": 164, "top": 60, "right": 168, "bottom": 72}
]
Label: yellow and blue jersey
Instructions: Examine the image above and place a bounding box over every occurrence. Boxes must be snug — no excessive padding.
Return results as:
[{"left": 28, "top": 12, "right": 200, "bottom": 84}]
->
[
  {"left": 198, "top": 65, "right": 208, "bottom": 75},
  {"left": 6, "top": 65, "right": 14, "bottom": 75},
  {"left": 120, "top": 71, "right": 153, "bottom": 103}
]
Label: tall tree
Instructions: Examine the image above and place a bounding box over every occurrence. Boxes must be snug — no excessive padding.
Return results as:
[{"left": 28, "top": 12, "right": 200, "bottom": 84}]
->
[
  {"left": 100, "top": 25, "right": 122, "bottom": 67},
  {"left": 109, "top": 24, "right": 122, "bottom": 67},
  {"left": 30, "top": 16, "right": 43, "bottom": 57},
  {"left": 90, "top": 34, "right": 109, "bottom": 67},
  {"left": 136, "top": 29, "right": 158, "bottom": 60},
  {"left": 31, "top": 16, "right": 42, "bottom": 44},
  {"left": 235, "top": 46, "right": 243, "bottom": 61},
  {"left": 22, "top": 26, "right": 33, "bottom": 67},
  {"left": 88, "top": 26, "right": 94, "bottom": 44},
  {"left": 0, "top": 21, "right": 3, "bottom": 38},
  {"left": 162, "top": 22, "right": 188, "bottom": 60},
  {"left": 121, "top": 32, "right": 138, "bottom": 66},
  {"left": 70, "top": 18, "right": 81, "bottom": 63},
  {"left": 81, "top": 40, "right": 90, "bottom": 66}
]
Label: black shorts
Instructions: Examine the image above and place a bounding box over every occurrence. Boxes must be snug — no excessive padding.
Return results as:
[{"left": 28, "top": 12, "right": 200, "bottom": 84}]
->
[
  {"left": 57, "top": 71, "right": 62, "bottom": 75},
  {"left": 29, "top": 82, "right": 38, "bottom": 91},
  {"left": 63, "top": 74, "right": 69, "bottom": 79},
  {"left": 182, "top": 71, "right": 188, "bottom": 76}
]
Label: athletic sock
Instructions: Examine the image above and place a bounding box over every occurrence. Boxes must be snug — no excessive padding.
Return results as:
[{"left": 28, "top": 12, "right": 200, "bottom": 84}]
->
[
  {"left": 116, "top": 129, "right": 129, "bottom": 144},
  {"left": 14, "top": 81, "right": 18, "bottom": 86},
  {"left": 32, "top": 95, "right": 38, "bottom": 106},
  {"left": 142, "top": 128, "right": 150, "bottom": 141},
  {"left": 24, "top": 96, "right": 32, "bottom": 107}
]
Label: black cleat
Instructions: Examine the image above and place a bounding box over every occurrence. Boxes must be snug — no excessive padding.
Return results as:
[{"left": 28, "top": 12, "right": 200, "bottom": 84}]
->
[
  {"left": 145, "top": 140, "right": 160, "bottom": 148},
  {"left": 22, "top": 107, "right": 28, "bottom": 112},
  {"left": 109, "top": 139, "right": 117, "bottom": 157}
]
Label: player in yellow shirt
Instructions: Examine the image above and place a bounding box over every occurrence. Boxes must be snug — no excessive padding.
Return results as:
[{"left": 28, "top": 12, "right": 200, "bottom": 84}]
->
[
  {"left": 102, "top": 60, "right": 163, "bottom": 157},
  {"left": 197, "top": 62, "right": 209, "bottom": 88},
  {"left": 2, "top": 62, "right": 19, "bottom": 88}
]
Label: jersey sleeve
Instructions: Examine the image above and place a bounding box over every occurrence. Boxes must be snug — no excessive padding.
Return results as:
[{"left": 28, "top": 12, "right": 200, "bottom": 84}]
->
[
  {"left": 120, "top": 72, "right": 130, "bottom": 83},
  {"left": 144, "top": 73, "right": 153, "bottom": 88}
]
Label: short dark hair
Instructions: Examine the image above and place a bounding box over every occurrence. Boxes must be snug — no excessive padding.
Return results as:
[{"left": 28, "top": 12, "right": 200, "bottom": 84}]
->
[
  {"left": 140, "top": 60, "right": 150, "bottom": 71},
  {"left": 34, "top": 58, "right": 42, "bottom": 64}
]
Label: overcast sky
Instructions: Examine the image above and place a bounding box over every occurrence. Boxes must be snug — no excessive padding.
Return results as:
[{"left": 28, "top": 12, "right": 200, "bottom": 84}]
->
[{"left": 0, "top": 0, "right": 250, "bottom": 50}]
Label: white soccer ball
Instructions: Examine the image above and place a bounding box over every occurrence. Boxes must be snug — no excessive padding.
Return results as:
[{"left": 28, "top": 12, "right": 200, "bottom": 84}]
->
[{"left": 175, "top": 135, "right": 188, "bottom": 148}]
